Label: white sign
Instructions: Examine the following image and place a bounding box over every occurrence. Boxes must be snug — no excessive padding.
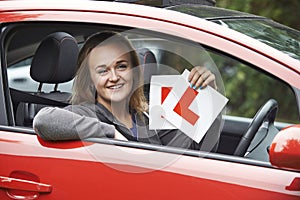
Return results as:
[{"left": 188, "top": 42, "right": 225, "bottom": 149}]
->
[
  {"left": 149, "top": 75, "right": 178, "bottom": 129},
  {"left": 149, "top": 69, "right": 228, "bottom": 143}
]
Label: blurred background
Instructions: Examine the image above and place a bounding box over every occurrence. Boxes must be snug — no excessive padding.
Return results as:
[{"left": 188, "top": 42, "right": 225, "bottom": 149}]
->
[
  {"left": 132, "top": 0, "right": 299, "bottom": 30},
  {"left": 126, "top": 0, "right": 300, "bottom": 123},
  {"left": 216, "top": 0, "right": 299, "bottom": 30}
]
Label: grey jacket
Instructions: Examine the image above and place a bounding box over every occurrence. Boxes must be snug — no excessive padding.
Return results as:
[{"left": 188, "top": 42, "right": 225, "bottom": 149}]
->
[{"left": 33, "top": 102, "right": 221, "bottom": 151}]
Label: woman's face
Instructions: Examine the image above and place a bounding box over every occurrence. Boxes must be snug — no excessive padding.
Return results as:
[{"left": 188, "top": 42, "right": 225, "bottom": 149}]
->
[{"left": 88, "top": 43, "right": 134, "bottom": 106}]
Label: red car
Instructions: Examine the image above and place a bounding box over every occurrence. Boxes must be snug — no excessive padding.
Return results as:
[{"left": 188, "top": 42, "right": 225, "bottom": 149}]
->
[{"left": 0, "top": 1, "right": 299, "bottom": 199}]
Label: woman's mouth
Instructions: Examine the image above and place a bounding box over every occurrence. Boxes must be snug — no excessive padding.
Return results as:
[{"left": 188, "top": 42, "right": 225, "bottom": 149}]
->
[{"left": 107, "top": 83, "right": 124, "bottom": 89}]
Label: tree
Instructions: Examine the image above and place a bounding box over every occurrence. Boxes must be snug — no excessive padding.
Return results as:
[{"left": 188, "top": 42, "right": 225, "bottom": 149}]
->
[{"left": 216, "top": 0, "right": 300, "bottom": 30}]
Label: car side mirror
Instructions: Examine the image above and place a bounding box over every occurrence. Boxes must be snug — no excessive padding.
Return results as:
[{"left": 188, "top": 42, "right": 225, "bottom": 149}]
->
[{"left": 269, "top": 125, "right": 300, "bottom": 171}]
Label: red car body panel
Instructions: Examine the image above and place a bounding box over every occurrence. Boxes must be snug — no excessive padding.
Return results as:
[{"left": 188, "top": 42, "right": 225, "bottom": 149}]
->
[{"left": 0, "top": 132, "right": 299, "bottom": 199}]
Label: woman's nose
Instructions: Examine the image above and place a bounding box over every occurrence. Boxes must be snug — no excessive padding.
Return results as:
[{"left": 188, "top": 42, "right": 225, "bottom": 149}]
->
[{"left": 108, "top": 70, "right": 120, "bottom": 81}]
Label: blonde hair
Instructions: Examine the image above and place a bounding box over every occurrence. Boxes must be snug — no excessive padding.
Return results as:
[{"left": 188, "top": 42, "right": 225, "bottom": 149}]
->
[{"left": 70, "top": 31, "right": 148, "bottom": 115}]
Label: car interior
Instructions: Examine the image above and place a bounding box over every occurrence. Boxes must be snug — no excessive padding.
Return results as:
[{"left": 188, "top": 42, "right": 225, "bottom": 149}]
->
[{"left": 1, "top": 21, "right": 298, "bottom": 165}]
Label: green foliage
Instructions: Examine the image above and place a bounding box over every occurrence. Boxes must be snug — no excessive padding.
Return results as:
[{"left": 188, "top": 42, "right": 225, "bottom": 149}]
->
[
  {"left": 216, "top": 0, "right": 300, "bottom": 30},
  {"left": 214, "top": 0, "right": 300, "bottom": 123},
  {"left": 210, "top": 52, "right": 299, "bottom": 123}
]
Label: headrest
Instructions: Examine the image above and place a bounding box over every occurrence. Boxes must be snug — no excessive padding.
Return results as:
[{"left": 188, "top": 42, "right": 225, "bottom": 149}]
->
[
  {"left": 137, "top": 48, "right": 158, "bottom": 85},
  {"left": 30, "top": 32, "right": 79, "bottom": 84}
]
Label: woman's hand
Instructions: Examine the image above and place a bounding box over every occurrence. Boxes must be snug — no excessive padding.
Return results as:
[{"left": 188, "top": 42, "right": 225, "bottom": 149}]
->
[
  {"left": 188, "top": 66, "right": 217, "bottom": 90},
  {"left": 114, "top": 129, "right": 128, "bottom": 141}
]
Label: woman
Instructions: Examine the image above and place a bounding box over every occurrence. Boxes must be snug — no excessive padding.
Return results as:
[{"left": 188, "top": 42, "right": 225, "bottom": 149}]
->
[{"left": 33, "top": 31, "right": 220, "bottom": 151}]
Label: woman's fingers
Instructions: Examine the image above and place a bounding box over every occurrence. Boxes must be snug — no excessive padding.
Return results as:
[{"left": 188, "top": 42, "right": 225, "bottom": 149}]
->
[
  {"left": 188, "top": 66, "right": 216, "bottom": 89},
  {"left": 197, "top": 71, "right": 215, "bottom": 88},
  {"left": 188, "top": 66, "right": 204, "bottom": 88}
]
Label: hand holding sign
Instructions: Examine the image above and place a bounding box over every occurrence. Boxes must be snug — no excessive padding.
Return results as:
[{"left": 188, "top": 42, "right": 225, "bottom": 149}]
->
[{"left": 149, "top": 69, "right": 228, "bottom": 143}]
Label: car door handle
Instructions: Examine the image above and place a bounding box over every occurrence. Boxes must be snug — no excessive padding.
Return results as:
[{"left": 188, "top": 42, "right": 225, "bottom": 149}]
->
[
  {"left": 286, "top": 177, "right": 300, "bottom": 191},
  {"left": 0, "top": 176, "right": 52, "bottom": 193},
  {"left": 12, "top": 78, "right": 27, "bottom": 83}
]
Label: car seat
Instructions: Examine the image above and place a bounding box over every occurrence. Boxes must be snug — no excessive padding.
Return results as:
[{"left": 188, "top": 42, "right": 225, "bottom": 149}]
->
[
  {"left": 137, "top": 48, "right": 158, "bottom": 101},
  {"left": 14, "top": 32, "right": 79, "bottom": 126}
]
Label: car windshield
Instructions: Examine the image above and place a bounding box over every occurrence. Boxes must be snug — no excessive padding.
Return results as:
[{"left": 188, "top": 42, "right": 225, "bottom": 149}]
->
[
  {"left": 214, "top": 19, "right": 300, "bottom": 60},
  {"left": 167, "top": 5, "right": 300, "bottom": 61}
]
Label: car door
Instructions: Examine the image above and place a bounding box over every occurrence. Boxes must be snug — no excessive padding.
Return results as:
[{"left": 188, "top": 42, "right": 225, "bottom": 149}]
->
[
  {"left": 0, "top": 3, "right": 299, "bottom": 199},
  {"left": 1, "top": 131, "right": 300, "bottom": 200}
]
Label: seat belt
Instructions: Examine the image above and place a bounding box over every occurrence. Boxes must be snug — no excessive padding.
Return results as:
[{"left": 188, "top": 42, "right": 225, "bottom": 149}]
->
[{"left": 10, "top": 88, "right": 70, "bottom": 107}]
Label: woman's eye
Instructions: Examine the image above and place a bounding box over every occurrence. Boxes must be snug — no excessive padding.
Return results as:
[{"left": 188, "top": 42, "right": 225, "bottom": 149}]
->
[
  {"left": 117, "top": 64, "right": 128, "bottom": 70},
  {"left": 97, "top": 69, "right": 108, "bottom": 75}
]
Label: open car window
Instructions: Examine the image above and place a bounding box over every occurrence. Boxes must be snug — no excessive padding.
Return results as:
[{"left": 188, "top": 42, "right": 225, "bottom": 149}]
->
[{"left": 6, "top": 23, "right": 298, "bottom": 124}]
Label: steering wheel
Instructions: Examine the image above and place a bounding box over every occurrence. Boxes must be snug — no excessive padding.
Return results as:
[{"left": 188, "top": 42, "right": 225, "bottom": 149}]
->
[{"left": 233, "top": 99, "right": 278, "bottom": 156}]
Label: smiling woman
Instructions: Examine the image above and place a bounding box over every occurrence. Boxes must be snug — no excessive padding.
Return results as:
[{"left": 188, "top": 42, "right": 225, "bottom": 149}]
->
[
  {"left": 71, "top": 31, "right": 145, "bottom": 118},
  {"left": 33, "top": 30, "right": 220, "bottom": 151}
]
